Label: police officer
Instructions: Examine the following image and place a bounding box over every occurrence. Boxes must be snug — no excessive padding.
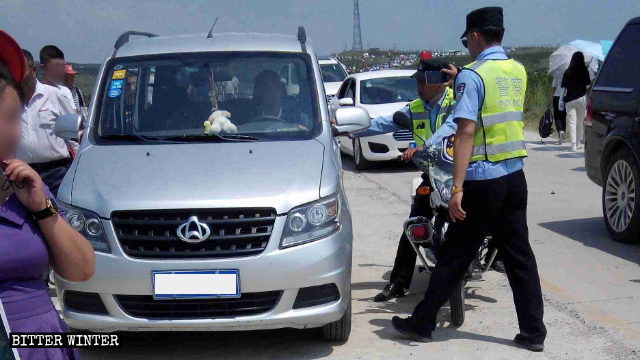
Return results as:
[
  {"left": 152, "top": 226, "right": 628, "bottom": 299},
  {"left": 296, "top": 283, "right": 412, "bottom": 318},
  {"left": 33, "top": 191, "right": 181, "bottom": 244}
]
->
[
  {"left": 351, "top": 56, "right": 456, "bottom": 302},
  {"left": 390, "top": 7, "right": 547, "bottom": 352}
]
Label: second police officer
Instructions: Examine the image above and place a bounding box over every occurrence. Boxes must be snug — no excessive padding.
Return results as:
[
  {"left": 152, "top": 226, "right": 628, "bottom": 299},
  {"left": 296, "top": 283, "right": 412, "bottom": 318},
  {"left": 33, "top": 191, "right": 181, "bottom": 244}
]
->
[{"left": 351, "top": 54, "right": 457, "bottom": 302}]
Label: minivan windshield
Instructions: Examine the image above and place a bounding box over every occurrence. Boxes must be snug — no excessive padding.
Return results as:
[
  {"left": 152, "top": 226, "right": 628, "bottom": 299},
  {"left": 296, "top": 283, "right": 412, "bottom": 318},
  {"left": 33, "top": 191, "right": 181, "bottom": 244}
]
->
[
  {"left": 360, "top": 77, "right": 415, "bottom": 105},
  {"left": 320, "top": 63, "right": 348, "bottom": 83},
  {"left": 97, "top": 52, "right": 320, "bottom": 142}
]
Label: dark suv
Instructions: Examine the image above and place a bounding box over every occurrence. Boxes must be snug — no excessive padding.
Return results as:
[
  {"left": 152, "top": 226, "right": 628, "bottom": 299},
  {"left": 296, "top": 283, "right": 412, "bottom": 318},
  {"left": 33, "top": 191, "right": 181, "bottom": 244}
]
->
[{"left": 585, "top": 17, "right": 640, "bottom": 243}]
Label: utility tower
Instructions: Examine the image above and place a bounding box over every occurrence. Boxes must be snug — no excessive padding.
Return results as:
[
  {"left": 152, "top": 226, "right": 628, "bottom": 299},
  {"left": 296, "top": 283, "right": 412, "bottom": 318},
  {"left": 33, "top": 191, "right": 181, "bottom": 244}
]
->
[{"left": 352, "top": 0, "right": 363, "bottom": 50}]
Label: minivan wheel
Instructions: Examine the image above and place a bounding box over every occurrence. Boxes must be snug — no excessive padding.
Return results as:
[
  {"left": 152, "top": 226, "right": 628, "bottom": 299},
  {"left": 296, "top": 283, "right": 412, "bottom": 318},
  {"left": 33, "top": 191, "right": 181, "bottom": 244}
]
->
[
  {"left": 603, "top": 148, "right": 640, "bottom": 243},
  {"left": 353, "top": 139, "right": 371, "bottom": 170},
  {"left": 321, "top": 295, "right": 351, "bottom": 341}
]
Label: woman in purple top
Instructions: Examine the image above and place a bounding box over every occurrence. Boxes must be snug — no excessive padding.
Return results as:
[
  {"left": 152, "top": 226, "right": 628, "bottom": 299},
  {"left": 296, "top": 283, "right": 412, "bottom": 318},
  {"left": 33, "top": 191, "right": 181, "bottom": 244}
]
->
[{"left": 0, "top": 53, "right": 95, "bottom": 358}]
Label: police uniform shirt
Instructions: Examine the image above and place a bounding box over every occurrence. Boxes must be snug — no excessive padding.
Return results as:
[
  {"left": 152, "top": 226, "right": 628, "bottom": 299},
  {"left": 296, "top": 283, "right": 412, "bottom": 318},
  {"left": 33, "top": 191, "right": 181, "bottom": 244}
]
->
[{"left": 453, "top": 45, "right": 524, "bottom": 181}]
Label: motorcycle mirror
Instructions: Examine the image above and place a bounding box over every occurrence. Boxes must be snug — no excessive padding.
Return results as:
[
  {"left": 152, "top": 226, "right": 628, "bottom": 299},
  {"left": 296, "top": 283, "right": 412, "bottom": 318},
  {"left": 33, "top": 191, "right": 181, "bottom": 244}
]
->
[{"left": 392, "top": 111, "right": 412, "bottom": 130}]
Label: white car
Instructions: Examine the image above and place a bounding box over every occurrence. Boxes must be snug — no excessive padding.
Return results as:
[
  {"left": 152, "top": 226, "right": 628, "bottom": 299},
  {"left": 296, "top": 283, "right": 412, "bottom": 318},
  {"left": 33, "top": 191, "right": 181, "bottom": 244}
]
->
[
  {"left": 319, "top": 57, "right": 349, "bottom": 102},
  {"left": 329, "top": 70, "right": 416, "bottom": 169}
]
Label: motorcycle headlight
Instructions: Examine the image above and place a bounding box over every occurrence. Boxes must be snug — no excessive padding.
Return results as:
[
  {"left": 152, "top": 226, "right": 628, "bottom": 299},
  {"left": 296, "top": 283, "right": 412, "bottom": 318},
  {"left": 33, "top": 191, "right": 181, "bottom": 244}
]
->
[
  {"left": 281, "top": 194, "right": 341, "bottom": 248},
  {"left": 57, "top": 202, "right": 110, "bottom": 253}
]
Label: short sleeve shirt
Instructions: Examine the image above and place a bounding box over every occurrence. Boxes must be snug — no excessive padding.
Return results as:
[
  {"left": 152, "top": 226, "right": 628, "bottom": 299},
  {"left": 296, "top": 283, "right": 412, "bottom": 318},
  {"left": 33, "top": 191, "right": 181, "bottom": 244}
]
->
[{"left": 452, "top": 46, "right": 524, "bottom": 181}]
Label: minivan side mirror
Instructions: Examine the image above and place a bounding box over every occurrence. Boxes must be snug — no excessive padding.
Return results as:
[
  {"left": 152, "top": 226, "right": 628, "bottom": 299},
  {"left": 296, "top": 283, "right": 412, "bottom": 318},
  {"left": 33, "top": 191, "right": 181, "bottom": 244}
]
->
[
  {"left": 333, "top": 107, "right": 371, "bottom": 136},
  {"left": 338, "top": 97, "right": 354, "bottom": 106},
  {"left": 55, "top": 113, "right": 82, "bottom": 141}
]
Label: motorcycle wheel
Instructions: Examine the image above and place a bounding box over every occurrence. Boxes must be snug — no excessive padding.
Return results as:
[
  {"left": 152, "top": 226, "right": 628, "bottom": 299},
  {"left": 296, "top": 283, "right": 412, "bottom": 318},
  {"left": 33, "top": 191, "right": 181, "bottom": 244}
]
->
[{"left": 449, "top": 279, "right": 465, "bottom": 326}]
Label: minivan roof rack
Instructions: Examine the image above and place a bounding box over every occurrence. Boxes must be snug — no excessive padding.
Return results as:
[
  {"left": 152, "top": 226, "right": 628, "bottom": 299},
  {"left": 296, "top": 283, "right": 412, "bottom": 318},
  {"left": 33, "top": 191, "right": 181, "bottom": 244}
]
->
[
  {"left": 112, "top": 31, "right": 159, "bottom": 57},
  {"left": 297, "top": 26, "right": 307, "bottom": 53}
]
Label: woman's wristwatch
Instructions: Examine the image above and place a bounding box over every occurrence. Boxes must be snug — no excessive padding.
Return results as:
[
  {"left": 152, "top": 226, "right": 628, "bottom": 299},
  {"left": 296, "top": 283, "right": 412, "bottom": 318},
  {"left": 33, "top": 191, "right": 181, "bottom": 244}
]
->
[
  {"left": 451, "top": 186, "right": 463, "bottom": 195},
  {"left": 31, "top": 197, "right": 59, "bottom": 221}
]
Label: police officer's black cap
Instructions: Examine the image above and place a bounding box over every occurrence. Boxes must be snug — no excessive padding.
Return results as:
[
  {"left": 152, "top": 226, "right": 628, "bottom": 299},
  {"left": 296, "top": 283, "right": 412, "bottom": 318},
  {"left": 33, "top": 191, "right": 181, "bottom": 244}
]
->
[
  {"left": 410, "top": 59, "right": 448, "bottom": 81},
  {"left": 461, "top": 7, "right": 504, "bottom": 39}
]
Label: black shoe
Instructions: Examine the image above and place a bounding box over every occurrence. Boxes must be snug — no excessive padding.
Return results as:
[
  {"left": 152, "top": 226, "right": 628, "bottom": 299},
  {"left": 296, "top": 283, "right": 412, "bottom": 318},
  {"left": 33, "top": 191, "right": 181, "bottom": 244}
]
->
[
  {"left": 491, "top": 260, "right": 506, "bottom": 273},
  {"left": 514, "top": 333, "right": 544, "bottom": 352},
  {"left": 391, "top": 316, "right": 431, "bottom": 343},
  {"left": 373, "top": 282, "right": 405, "bottom": 302}
]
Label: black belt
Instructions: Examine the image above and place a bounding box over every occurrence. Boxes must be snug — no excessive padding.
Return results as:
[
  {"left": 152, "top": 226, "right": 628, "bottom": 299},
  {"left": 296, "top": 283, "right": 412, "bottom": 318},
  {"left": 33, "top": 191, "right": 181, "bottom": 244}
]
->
[{"left": 29, "top": 158, "right": 70, "bottom": 173}]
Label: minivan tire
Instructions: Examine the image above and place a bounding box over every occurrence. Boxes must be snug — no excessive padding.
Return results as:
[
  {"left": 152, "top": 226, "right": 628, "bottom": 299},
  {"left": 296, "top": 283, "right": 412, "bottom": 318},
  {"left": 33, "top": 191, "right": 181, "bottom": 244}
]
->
[
  {"left": 602, "top": 148, "right": 640, "bottom": 243},
  {"left": 321, "top": 295, "right": 351, "bottom": 341},
  {"left": 353, "top": 139, "right": 371, "bottom": 170}
]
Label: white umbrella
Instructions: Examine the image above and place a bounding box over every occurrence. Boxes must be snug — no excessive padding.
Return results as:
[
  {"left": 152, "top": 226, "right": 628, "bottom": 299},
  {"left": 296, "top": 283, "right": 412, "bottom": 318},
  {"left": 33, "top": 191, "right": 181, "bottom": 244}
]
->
[
  {"left": 568, "top": 40, "right": 605, "bottom": 61},
  {"left": 548, "top": 44, "right": 600, "bottom": 81}
]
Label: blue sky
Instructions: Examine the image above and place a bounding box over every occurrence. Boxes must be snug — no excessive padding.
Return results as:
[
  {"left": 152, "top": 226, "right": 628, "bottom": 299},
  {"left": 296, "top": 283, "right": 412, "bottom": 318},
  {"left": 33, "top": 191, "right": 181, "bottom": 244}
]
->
[{"left": 2, "top": 0, "right": 638, "bottom": 63}]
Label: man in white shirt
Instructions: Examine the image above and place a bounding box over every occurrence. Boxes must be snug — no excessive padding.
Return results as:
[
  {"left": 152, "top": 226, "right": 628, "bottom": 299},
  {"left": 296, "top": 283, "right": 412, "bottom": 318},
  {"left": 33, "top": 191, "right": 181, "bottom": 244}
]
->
[
  {"left": 17, "top": 50, "right": 71, "bottom": 196},
  {"left": 39, "top": 45, "right": 80, "bottom": 154},
  {"left": 550, "top": 74, "right": 566, "bottom": 144}
]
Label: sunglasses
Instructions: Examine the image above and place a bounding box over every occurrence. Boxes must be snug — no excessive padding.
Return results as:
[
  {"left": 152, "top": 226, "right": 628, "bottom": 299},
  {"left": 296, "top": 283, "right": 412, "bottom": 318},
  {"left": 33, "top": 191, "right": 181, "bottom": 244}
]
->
[{"left": 461, "top": 38, "right": 468, "bottom": 49}]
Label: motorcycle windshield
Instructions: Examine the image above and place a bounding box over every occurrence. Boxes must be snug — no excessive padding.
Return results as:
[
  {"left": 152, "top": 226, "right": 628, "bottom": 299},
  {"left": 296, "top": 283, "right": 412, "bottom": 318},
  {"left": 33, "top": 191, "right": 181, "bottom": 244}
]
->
[{"left": 412, "top": 133, "right": 455, "bottom": 205}]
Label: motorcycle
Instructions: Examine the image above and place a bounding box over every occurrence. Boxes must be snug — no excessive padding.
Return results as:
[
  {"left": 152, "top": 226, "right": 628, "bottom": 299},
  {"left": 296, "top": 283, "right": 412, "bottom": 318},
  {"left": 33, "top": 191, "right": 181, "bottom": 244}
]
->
[{"left": 392, "top": 111, "right": 497, "bottom": 326}]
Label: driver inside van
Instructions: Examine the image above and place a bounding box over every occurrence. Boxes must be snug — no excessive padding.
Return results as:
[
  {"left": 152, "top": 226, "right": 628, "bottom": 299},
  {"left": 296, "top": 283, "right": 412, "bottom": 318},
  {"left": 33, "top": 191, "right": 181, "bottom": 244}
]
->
[{"left": 252, "top": 70, "right": 310, "bottom": 129}]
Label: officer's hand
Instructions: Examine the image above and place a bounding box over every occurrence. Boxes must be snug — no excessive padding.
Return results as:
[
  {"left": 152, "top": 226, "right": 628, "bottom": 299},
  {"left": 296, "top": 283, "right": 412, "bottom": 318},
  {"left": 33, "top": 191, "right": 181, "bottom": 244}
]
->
[
  {"left": 448, "top": 192, "right": 466, "bottom": 222},
  {"left": 442, "top": 64, "right": 458, "bottom": 87},
  {"left": 401, "top": 148, "right": 419, "bottom": 163}
]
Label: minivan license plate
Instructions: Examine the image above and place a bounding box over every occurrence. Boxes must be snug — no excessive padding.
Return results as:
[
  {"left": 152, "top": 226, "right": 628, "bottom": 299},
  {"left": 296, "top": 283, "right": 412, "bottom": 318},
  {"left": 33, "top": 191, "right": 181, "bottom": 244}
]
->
[{"left": 152, "top": 270, "right": 240, "bottom": 299}]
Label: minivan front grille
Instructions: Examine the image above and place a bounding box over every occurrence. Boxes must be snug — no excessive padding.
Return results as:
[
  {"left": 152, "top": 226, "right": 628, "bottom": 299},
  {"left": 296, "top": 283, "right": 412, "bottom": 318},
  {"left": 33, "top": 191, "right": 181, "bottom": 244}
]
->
[
  {"left": 111, "top": 208, "right": 276, "bottom": 259},
  {"left": 393, "top": 129, "right": 414, "bottom": 141},
  {"left": 116, "top": 291, "right": 282, "bottom": 319}
]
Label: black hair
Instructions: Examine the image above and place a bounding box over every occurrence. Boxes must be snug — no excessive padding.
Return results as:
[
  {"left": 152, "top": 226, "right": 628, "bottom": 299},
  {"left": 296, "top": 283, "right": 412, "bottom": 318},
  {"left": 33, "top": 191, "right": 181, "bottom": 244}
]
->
[
  {"left": 563, "top": 51, "right": 590, "bottom": 89},
  {"left": 0, "top": 64, "right": 24, "bottom": 104},
  {"left": 39, "top": 45, "right": 64, "bottom": 65},
  {"left": 22, "top": 49, "right": 34, "bottom": 67},
  {"left": 477, "top": 26, "right": 504, "bottom": 45}
]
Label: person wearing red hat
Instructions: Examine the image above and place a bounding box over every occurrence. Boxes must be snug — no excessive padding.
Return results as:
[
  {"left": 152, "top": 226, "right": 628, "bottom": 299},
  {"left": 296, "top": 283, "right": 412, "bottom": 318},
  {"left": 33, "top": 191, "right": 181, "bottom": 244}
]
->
[
  {"left": 1, "top": 30, "right": 93, "bottom": 360},
  {"left": 64, "top": 64, "right": 87, "bottom": 120}
]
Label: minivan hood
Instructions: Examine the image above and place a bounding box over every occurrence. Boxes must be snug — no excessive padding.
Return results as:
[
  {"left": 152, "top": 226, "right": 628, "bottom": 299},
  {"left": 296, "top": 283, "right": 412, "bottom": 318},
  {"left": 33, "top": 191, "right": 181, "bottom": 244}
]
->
[{"left": 71, "top": 140, "right": 325, "bottom": 217}]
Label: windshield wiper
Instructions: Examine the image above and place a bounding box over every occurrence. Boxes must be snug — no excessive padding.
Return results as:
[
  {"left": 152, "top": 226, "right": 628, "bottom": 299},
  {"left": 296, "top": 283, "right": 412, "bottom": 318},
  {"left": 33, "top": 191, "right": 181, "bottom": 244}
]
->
[
  {"left": 162, "top": 134, "right": 259, "bottom": 142},
  {"left": 100, "top": 134, "right": 173, "bottom": 142}
]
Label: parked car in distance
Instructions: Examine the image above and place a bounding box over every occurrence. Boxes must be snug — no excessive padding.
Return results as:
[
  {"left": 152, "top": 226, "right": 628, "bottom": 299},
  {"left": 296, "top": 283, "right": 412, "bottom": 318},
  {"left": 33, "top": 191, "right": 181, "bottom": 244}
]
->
[
  {"left": 329, "top": 70, "right": 416, "bottom": 169},
  {"left": 318, "top": 57, "right": 349, "bottom": 102},
  {"left": 585, "top": 17, "right": 640, "bottom": 243},
  {"left": 52, "top": 28, "right": 372, "bottom": 340}
]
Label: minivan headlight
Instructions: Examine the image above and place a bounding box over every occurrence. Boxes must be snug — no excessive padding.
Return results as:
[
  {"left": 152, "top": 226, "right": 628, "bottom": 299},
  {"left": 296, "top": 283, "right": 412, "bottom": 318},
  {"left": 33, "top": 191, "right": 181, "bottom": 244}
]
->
[
  {"left": 57, "top": 202, "right": 110, "bottom": 253},
  {"left": 281, "top": 194, "right": 341, "bottom": 248}
]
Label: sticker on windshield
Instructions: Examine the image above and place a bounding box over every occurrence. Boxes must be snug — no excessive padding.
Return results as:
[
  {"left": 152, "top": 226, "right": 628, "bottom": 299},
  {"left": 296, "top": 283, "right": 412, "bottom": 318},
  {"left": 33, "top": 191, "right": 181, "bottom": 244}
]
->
[
  {"left": 112, "top": 70, "right": 126, "bottom": 79},
  {"left": 441, "top": 134, "right": 455, "bottom": 163},
  {"left": 109, "top": 79, "right": 124, "bottom": 90},
  {"left": 364, "top": 81, "right": 372, "bottom": 87},
  {"left": 108, "top": 88, "right": 122, "bottom": 98}
]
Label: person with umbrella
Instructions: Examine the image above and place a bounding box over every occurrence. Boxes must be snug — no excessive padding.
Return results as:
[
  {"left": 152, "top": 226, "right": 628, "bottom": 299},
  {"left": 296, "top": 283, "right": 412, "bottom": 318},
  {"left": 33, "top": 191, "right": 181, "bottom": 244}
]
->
[{"left": 561, "top": 52, "right": 591, "bottom": 152}]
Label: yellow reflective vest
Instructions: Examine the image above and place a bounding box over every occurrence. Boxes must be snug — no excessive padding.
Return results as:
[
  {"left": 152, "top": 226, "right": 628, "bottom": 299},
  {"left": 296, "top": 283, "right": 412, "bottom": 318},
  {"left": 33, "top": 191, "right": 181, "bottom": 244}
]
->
[
  {"left": 463, "top": 59, "right": 528, "bottom": 162},
  {"left": 408, "top": 87, "right": 455, "bottom": 147}
]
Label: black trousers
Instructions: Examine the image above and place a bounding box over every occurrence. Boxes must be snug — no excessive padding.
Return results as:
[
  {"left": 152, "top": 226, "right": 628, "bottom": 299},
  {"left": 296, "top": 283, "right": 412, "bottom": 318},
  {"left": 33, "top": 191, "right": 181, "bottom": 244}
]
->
[
  {"left": 33, "top": 160, "right": 71, "bottom": 198},
  {"left": 389, "top": 175, "right": 433, "bottom": 289},
  {"left": 410, "top": 170, "right": 547, "bottom": 342},
  {"left": 553, "top": 96, "right": 566, "bottom": 133}
]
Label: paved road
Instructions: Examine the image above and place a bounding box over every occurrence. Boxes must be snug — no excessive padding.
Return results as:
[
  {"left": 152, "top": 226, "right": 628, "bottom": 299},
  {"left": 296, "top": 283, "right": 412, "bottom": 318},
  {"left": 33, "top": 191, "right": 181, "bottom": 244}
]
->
[{"left": 63, "top": 132, "right": 639, "bottom": 359}]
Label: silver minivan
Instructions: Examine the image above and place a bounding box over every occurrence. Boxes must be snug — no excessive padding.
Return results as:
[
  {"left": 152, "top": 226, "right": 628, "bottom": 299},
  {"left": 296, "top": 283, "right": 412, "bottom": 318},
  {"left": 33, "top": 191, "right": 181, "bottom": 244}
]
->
[{"left": 53, "top": 29, "right": 370, "bottom": 340}]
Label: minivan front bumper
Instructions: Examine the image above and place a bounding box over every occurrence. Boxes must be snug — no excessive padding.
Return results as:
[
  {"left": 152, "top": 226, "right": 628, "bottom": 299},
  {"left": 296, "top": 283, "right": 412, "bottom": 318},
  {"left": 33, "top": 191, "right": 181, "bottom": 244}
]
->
[{"left": 55, "top": 215, "right": 352, "bottom": 332}]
